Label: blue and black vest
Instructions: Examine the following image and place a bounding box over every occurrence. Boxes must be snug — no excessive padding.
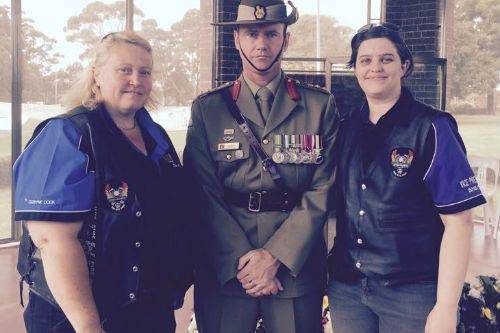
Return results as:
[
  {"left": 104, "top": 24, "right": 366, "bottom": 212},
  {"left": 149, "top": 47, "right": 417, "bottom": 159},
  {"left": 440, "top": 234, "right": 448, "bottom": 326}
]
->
[
  {"left": 17, "top": 106, "right": 196, "bottom": 320},
  {"left": 330, "top": 100, "right": 451, "bottom": 286}
]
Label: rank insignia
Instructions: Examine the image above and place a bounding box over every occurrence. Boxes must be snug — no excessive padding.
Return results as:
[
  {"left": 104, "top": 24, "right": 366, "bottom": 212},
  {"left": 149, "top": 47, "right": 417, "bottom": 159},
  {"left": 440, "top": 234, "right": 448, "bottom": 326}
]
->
[
  {"left": 254, "top": 5, "right": 266, "bottom": 20},
  {"left": 390, "top": 148, "right": 415, "bottom": 177},
  {"left": 104, "top": 182, "right": 129, "bottom": 211}
]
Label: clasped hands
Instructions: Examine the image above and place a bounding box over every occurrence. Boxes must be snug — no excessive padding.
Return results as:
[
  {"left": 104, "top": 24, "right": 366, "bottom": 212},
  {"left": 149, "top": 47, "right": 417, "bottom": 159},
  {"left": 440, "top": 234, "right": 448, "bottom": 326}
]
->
[{"left": 236, "top": 248, "right": 283, "bottom": 297}]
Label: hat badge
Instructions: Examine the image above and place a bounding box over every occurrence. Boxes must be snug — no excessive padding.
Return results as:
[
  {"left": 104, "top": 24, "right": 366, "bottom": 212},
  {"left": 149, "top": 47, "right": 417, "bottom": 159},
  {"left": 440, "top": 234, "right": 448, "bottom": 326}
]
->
[{"left": 254, "top": 5, "right": 267, "bottom": 20}]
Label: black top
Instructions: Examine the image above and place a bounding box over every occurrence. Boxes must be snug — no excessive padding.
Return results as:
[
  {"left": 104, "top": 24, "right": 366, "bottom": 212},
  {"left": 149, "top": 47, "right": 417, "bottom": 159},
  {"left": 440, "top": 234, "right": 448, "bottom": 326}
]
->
[{"left": 330, "top": 88, "right": 486, "bottom": 285}]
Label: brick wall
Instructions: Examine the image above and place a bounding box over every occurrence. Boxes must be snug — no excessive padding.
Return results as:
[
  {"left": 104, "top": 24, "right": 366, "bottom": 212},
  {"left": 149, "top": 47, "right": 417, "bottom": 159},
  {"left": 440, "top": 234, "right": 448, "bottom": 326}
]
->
[
  {"left": 386, "top": 0, "right": 444, "bottom": 107},
  {"left": 212, "top": 0, "right": 445, "bottom": 109},
  {"left": 214, "top": 0, "right": 241, "bottom": 85}
]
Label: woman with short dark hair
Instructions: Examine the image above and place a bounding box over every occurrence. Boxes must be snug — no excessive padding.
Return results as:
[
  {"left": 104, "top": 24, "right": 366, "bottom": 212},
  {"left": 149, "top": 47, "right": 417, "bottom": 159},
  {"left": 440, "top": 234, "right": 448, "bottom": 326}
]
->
[{"left": 327, "top": 23, "right": 485, "bottom": 333}]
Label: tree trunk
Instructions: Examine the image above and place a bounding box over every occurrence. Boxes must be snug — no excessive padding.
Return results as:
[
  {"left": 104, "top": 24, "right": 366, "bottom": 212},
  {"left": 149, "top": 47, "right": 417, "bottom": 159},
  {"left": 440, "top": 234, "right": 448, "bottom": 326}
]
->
[{"left": 486, "top": 90, "right": 495, "bottom": 115}]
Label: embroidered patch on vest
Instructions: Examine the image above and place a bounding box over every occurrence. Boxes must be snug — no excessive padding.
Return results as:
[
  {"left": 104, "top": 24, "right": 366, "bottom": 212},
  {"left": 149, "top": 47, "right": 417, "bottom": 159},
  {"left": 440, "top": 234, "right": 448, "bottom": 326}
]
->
[
  {"left": 390, "top": 148, "right": 415, "bottom": 177},
  {"left": 104, "top": 181, "right": 129, "bottom": 211}
]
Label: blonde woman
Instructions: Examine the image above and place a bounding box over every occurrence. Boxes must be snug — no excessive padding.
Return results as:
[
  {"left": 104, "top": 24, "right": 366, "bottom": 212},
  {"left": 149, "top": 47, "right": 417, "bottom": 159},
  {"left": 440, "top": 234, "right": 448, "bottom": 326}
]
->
[{"left": 14, "top": 31, "right": 195, "bottom": 332}]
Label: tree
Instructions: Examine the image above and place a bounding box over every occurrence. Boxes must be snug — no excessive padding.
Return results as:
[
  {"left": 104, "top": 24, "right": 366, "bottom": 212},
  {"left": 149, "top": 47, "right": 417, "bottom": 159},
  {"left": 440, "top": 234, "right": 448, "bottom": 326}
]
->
[
  {"left": 0, "top": 5, "right": 62, "bottom": 103},
  {"left": 64, "top": 1, "right": 144, "bottom": 61},
  {"left": 286, "top": 14, "right": 353, "bottom": 70},
  {"left": 139, "top": 8, "right": 204, "bottom": 105},
  {"left": 0, "top": 5, "right": 11, "bottom": 102},
  {"left": 64, "top": 1, "right": 204, "bottom": 105},
  {"left": 450, "top": 0, "right": 500, "bottom": 114},
  {"left": 21, "top": 17, "right": 62, "bottom": 103}
]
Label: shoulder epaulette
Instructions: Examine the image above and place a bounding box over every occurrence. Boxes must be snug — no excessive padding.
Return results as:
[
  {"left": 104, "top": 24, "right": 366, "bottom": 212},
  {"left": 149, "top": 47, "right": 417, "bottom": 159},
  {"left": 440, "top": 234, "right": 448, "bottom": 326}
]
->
[
  {"left": 293, "top": 79, "right": 330, "bottom": 95},
  {"left": 196, "top": 81, "right": 235, "bottom": 100}
]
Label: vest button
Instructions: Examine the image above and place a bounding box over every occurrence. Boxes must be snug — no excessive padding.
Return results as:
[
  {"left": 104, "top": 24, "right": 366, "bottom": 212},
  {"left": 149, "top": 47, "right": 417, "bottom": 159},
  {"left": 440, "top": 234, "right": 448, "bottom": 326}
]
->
[
  {"left": 135, "top": 241, "right": 142, "bottom": 248},
  {"left": 357, "top": 238, "right": 363, "bottom": 245},
  {"left": 355, "top": 262, "right": 362, "bottom": 269},
  {"left": 135, "top": 211, "right": 142, "bottom": 217},
  {"left": 359, "top": 210, "right": 365, "bottom": 216},
  {"left": 129, "top": 293, "right": 136, "bottom": 300},
  {"left": 361, "top": 184, "right": 367, "bottom": 190},
  {"left": 262, "top": 138, "right": 269, "bottom": 145},
  {"left": 132, "top": 265, "right": 139, "bottom": 272}
]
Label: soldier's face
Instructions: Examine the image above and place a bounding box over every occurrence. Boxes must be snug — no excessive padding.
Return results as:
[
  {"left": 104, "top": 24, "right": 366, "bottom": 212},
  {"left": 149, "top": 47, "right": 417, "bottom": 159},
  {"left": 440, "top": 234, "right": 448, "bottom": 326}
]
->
[
  {"left": 234, "top": 23, "right": 289, "bottom": 75},
  {"left": 95, "top": 43, "right": 153, "bottom": 117},
  {"left": 354, "top": 37, "right": 408, "bottom": 101}
]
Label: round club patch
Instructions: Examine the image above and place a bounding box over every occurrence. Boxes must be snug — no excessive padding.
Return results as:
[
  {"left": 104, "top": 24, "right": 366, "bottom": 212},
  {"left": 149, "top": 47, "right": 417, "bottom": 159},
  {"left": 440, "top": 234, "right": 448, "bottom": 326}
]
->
[{"left": 390, "top": 148, "right": 415, "bottom": 177}]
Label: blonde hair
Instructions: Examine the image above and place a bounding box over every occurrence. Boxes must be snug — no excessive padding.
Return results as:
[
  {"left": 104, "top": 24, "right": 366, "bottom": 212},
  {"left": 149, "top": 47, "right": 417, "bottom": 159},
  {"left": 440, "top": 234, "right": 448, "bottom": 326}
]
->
[{"left": 62, "top": 30, "right": 158, "bottom": 110}]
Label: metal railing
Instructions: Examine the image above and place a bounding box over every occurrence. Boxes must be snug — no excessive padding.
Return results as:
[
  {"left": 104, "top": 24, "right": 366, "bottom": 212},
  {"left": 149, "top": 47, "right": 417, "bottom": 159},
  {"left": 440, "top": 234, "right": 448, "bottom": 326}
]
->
[{"left": 283, "top": 56, "right": 447, "bottom": 110}]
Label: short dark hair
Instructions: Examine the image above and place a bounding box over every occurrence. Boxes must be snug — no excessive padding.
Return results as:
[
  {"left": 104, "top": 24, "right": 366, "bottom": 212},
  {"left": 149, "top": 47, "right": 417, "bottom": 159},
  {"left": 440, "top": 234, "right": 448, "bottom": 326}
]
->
[{"left": 347, "top": 23, "right": 414, "bottom": 78}]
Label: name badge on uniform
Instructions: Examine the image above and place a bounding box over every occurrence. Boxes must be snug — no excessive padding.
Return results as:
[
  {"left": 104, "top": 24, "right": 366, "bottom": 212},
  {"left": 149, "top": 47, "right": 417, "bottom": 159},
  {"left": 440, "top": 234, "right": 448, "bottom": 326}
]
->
[{"left": 217, "top": 142, "right": 240, "bottom": 151}]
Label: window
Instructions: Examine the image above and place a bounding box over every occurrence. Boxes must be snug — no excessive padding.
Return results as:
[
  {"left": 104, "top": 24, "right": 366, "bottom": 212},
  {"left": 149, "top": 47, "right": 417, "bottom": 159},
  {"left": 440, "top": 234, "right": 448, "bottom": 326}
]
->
[
  {"left": 285, "top": 0, "right": 383, "bottom": 65},
  {"left": 0, "top": 0, "right": 12, "bottom": 239},
  {"left": 21, "top": 0, "right": 124, "bottom": 146},
  {"left": 134, "top": 0, "right": 211, "bottom": 154},
  {"left": 3, "top": 0, "right": 213, "bottom": 241},
  {"left": 445, "top": 0, "right": 500, "bottom": 221}
]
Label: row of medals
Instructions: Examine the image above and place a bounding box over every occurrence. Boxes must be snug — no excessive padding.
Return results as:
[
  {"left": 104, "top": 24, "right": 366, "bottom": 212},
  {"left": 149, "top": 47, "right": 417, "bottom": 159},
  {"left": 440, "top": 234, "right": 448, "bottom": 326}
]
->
[{"left": 272, "top": 134, "right": 324, "bottom": 164}]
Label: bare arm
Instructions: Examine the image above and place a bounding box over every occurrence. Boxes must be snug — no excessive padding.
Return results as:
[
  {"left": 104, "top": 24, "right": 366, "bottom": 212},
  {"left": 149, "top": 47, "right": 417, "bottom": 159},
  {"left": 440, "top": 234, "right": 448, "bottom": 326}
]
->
[
  {"left": 27, "top": 221, "right": 103, "bottom": 333},
  {"left": 425, "top": 209, "right": 473, "bottom": 333}
]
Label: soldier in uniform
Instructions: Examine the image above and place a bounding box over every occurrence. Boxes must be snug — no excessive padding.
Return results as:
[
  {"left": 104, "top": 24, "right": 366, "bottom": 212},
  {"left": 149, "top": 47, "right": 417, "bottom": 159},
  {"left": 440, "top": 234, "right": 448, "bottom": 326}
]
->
[{"left": 183, "top": 1, "right": 339, "bottom": 332}]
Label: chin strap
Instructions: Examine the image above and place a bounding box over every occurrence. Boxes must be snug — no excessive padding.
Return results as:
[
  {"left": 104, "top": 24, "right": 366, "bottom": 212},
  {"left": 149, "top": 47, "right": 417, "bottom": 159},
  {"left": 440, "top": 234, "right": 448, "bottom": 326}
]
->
[{"left": 239, "top": 34, "right": 286, "bottom": 73}]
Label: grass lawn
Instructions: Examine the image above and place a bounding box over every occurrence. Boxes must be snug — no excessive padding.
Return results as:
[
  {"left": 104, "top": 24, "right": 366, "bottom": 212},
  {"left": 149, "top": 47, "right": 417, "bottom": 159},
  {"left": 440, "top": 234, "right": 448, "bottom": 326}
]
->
[{"left": 455, "top": 115, "right": 500, "bottom": 159}]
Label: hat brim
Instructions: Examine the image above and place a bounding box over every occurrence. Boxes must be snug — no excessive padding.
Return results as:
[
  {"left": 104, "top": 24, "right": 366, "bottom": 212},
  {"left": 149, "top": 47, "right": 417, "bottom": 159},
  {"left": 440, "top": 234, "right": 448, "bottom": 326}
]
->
[{"left": 212, "top": 13, "right": 298, "bottom": 26}]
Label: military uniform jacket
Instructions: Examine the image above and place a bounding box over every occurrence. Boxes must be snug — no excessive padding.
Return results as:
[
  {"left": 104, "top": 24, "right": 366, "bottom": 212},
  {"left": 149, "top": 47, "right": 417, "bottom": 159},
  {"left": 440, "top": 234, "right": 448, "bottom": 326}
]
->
[{"left": 184, "top": 75, "right": 339, "bottom": 298}]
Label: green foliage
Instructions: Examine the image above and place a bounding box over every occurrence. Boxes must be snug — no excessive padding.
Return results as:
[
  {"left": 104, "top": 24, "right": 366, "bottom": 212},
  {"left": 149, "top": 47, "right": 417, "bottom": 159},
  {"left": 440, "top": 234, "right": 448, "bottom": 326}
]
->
[
  {"left": 286, "top": 14, "right": 353, "bottom": 70},
  {"left": 64, "top": 1, "right": 143, "bottom": 61},
  {"left": 0, "top": 1, "right": 205, "bottom": 106},
  {"left": 0, "top": 5, "right": 61, "bottom": 103},
  {"left": 139, "top": 8, "right": 204, "bottom": 105},
  {"left": 458, "top": 276, "right": 500, "bottom": 332},
  {"left": 0, "top": 6, "right": 11, "bottom": 101},
  {"left": 451, "top": 0, "right": 500, "bottom": 98}
]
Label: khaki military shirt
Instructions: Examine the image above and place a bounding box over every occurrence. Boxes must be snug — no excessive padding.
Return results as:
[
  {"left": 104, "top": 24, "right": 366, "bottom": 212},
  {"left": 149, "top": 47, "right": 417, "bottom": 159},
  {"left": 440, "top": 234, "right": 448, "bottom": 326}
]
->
[{"left": 184, "top": 75, "right": 339, "bottom": 297}]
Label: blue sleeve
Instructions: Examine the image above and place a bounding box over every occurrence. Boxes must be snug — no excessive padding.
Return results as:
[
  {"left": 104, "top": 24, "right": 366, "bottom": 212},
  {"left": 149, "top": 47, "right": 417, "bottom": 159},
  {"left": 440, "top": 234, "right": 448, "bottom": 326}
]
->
[
  {"left": 13, "top": 119, "right": 95, "bottom": 222},
  {"left": 423, "top": 115, "right": 486, "bottom": 214}
]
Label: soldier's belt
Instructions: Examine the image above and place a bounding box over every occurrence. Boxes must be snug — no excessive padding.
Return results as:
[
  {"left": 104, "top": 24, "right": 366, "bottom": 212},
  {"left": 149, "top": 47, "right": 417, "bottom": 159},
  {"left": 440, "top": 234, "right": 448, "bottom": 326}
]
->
[{"left": 224, "top": 189, "right": 299, "bottom": 212}]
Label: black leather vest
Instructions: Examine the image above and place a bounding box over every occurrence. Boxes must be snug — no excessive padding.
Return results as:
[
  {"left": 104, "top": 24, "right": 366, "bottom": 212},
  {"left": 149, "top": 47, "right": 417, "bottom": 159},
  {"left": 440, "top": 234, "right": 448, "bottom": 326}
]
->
[
  {"left": 331, "top": 99, "right": 449, "bottom": 286},
  {"left": 17, "top": 106, "right": 195, "bottom": 320}
]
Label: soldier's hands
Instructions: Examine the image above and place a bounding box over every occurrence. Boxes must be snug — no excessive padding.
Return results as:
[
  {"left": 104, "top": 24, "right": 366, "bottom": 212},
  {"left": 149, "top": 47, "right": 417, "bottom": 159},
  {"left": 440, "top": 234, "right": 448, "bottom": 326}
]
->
[
  {"left": 246, "top": 277, "right": 284, "bottom": 297},
  {"left": 237, "top": 249, "right": 280, "bottom": 281},
  {"left": 237, "top": 249, "right": 282, "bottom": 296}
]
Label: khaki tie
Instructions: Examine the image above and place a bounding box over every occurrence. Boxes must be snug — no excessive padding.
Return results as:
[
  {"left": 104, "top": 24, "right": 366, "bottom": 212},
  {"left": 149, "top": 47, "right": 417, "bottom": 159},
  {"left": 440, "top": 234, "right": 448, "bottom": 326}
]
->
[{"left": 256, "top": 87, "right": 274, "bottom": 122}]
